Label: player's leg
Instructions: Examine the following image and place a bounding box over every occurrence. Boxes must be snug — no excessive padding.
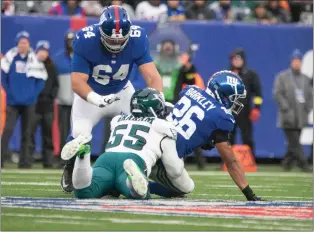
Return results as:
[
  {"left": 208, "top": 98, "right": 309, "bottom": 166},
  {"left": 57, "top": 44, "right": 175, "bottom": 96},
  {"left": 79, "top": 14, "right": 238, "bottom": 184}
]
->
[
  {"left": 149, "top": 160, "right": 194, "bottom": 198},
  {"left": 63, "top": 136, "right": 115, "bottom": 199},
  {"left": 114, "top": 152, "right": 149, "bottom": 199},
  {"left": 61, "top": 94, "right": 105, "bottom": 193}
]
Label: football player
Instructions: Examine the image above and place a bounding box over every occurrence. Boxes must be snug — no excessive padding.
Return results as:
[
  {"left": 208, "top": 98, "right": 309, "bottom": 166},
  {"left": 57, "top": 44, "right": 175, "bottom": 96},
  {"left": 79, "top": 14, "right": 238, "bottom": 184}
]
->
[
  {"left": 61, "top": 88, "right": 194, "bottom": 199},
  {"left": 61, "top": 6, "right": 164, "bottom": 193},
  {"left": 149, "top": 70, "right": 263, "bottom": 201}
]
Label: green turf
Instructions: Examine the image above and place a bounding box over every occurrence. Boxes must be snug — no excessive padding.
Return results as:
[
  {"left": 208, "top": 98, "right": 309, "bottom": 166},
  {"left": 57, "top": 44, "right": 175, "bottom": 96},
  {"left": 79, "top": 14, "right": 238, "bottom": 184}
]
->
[{"left": 1, "top": 166, "right": 313, "bottom": 231}]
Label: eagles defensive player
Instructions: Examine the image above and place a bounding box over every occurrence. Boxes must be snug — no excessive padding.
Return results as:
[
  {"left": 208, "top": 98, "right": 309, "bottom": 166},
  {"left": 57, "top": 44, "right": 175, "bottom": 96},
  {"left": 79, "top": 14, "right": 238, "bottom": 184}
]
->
[
  {"left": 61, "top": 6, "right": 164, "bottom": 193},
  {"left": 150, "top": 71, "right": 263, "bottom": 201},
  {"left": 61, "top": 88, "right": 194, "bottom": 199}
]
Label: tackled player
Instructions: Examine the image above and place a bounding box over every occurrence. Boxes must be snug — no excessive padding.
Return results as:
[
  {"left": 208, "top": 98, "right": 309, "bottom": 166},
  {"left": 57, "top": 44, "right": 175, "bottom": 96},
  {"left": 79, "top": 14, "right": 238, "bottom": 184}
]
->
[
  {"left": 149, "top": 71, "right": 264, "bottom": 201},
  {"left": 60, "top": 5, "right": 164, "bottom": 193},
  {"left": 61, "top": 88, "right": 194, "bottom": 199}
]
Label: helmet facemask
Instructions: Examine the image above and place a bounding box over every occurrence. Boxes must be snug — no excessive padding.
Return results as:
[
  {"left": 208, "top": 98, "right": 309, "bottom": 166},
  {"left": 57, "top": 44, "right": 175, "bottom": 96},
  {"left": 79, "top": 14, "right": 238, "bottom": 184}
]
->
[
  {"left": 99, "top": 26, "right": 130, "bottom": 53},
  {"left": 229, "top": 90, "right": 246, "bottom": 115}
]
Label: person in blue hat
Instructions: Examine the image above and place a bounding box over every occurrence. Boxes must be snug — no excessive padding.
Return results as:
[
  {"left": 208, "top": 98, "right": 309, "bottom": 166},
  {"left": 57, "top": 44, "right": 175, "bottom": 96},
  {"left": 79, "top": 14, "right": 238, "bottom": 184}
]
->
[
  {"left": 30, "top": 40, "right": 59, "bottom": 168},
  {"left": 1, "top": 31, "right": 47, "bottom": 168},
  {"left": 273, "top": 49, "right": 313, "bottom": 172}
]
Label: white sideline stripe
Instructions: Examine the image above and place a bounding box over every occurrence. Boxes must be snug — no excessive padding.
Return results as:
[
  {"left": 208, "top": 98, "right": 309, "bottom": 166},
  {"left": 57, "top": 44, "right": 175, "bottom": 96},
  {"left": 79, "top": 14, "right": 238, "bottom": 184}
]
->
[
  {"left": 2, "top": 176, "right": 60, "bottom": 180},
  {"left": 1, "top": 182, "right": 59, "bottom": 186},
  {"left": 206, "top": 184, "right": 311, "bottom": 188},
  {"left": 3, "top": 213, "right": 308, "bottom": 230},
  {"left": 5, "top": 188, "right": 61, "bottom": 192},
  {"left": 2, "top": 169, "right": 312, "bottom": 177}
]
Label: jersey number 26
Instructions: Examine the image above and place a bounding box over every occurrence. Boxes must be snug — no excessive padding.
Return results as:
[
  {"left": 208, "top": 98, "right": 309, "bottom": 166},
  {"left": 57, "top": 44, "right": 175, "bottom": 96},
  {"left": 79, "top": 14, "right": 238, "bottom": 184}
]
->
[{"left": 167, "top": 96, "right": 205, "bottom": 140}]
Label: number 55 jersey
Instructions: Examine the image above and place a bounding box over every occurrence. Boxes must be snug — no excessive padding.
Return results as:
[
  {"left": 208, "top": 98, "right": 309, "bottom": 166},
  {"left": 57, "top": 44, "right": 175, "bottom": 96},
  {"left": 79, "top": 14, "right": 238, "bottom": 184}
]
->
[
  {"left": 167, "top": 85, "right": 236, "bottom": 158},
  {"left": 105, "top": 114, "right": 180, "bottom": 176},
  {"left": 71, "top": 24, "right": 152, "bottom": 95}
]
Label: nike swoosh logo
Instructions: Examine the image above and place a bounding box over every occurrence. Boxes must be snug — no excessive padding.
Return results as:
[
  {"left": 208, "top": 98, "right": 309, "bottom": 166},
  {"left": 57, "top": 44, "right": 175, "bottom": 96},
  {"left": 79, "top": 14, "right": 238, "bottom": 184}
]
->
[
  {"left": 62, "top": 177, "right": 69, "bottom": 188},
  {"left": 230, "top": 119, "right": 235, "bottom": 124},
  {"left": 123, "top": 86, "right": 129, "bottom": 90}
]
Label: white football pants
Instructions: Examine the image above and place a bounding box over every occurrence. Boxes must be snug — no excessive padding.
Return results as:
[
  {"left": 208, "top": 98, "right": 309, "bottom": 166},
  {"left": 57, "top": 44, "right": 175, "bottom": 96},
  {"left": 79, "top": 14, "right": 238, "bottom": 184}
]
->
[{"left": 70, "top": 81, "right": 135, "bottom": 138}]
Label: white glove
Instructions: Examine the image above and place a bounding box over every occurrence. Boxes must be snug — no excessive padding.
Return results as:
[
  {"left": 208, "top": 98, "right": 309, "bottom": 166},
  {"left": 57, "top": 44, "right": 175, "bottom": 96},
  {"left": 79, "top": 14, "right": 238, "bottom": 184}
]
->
[{"left": 87, "top": 92, "right": 120, "bottom": 108}]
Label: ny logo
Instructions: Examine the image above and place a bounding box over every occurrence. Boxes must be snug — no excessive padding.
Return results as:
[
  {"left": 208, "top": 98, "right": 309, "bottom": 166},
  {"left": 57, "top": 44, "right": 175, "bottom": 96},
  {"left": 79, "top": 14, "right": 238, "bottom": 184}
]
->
[{"left": 227, "top": 76, "right": 238, "bottom": 85}]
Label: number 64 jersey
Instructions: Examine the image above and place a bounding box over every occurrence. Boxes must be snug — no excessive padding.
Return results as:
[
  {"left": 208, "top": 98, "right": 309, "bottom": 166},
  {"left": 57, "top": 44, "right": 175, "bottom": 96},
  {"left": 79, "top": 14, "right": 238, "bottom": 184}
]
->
[
  {"left": 105, "top": 114, "right": 182, "bottom": 177},
  {"left": 72, "top": 24, "right": 152, "bottom": 95},
  {"left": 167, "top": 85, "right": 236, "bottom": 158}
]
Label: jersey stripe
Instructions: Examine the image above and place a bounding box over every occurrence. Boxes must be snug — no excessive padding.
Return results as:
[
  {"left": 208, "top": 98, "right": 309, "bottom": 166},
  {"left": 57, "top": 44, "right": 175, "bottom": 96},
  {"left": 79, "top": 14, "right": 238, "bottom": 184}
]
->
[{"left": 114, "top": 6, "right": 120, "bottom": 33}]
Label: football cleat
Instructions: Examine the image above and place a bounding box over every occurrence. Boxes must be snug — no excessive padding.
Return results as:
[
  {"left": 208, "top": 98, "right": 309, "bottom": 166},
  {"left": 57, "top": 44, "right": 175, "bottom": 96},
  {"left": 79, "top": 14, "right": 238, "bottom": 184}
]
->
[
  {"left": 61, "top": 162, "right": 74, "bottom": 193},
  {"left": 61, "top": 134, "right": 92, "bottom": 161},
  {"left": 123, "top": 159, "right": 148, "bottom": 199}
]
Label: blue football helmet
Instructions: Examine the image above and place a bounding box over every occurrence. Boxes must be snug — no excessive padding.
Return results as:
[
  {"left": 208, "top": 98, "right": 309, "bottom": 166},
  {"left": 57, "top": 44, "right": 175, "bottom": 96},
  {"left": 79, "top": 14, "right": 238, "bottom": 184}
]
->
[
  {"left": 206, "top": 70, "right": 246, "bottom": 114},
  {"left": 99, "top": 5, "right": 131, "bottom": 53}
]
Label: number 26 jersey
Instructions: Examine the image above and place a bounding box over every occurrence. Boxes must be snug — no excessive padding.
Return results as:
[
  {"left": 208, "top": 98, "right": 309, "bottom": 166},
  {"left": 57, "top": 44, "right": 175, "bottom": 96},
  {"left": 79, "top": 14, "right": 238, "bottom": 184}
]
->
[
  {"left": 71, "top": 24, "right": 152, "bottom": 95},
  {"left": 167, "top": 85, "right": 236, "bottom": 158}
]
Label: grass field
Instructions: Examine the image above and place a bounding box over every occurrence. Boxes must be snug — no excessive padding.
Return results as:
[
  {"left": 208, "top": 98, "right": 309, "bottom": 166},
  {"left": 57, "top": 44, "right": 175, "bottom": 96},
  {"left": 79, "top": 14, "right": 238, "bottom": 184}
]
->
[{"left": 1, "top": 165, "right": 313, "bottom": 231}]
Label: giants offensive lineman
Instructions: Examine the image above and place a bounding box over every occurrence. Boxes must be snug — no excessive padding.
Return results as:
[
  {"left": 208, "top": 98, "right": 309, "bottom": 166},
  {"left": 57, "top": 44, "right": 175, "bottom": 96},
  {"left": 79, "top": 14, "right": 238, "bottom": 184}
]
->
[{"left": 61, "top": 5, "right": 163, "bottom": 193}]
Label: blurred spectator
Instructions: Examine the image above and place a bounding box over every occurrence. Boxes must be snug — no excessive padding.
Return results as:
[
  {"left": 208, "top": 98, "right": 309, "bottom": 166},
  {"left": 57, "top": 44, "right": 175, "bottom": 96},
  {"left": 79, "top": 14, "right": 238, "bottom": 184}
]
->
[
  {"left": 135, "top": 0, "right": 167, "bottom": 21},
  {"left": 1, "top": 31, "right": 47, "bottom": 168},
  {"left": 231, "top": 0, "right": 252, "bottom": 21},
  {"left": 166, "top": 0, "right": 185, "bottom": 21},
  {"left": 185, "top": 0, "right": 214, "bottom": 20},
  {"left": 154, "top": 40, "right": 181, "bottom": 103},
  {"left": 265, "top": 0, "right": 291, "bottom": 23},
  {"left": 290, "top": 0, "right": 313, "bottom": 25},
  {"left": 54, "top": 30, "right": 75, "bottom": 162},
  {"left": 80, "top": 1, "right": 103, "bottom": 16},
  {"left": 49, "top": 0, "right": 86, "bottom": 16},
  {"left": 1, "top": 87, "right": 6, "bottom": 136},
  {"left": 111, "top": 0, "right": 136, "bottom": 19},
  {"left": 208, "top": 0, "right": 235, "bottom": 23},
  {"left": 1, "top": 0, "right": 15, "bottom": 15},
  {"left": 229, "top": 48, "right": 263, "bottom": 158},
  {"left": 244, "top": 2, "right": 276, "bottom": 24},
  {"left": 30, "top": 41, "right": 59, "bottom": 169},
  {"left": 273, "top": 49, "right": 312, "bottom": 172}
]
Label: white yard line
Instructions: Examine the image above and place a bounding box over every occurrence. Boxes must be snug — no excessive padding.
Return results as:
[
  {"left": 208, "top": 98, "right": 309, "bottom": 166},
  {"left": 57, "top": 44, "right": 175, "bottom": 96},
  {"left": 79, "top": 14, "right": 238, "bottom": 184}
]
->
[
  {"left": 2, "top": 169, "right": 312, "bottom": 178},
  {"left": 192, "top": 194, "right": 312, "bottom": 200},
  {"left": 2, "top": 176, "right": 60, "bottom": 180},
  {"left": 3, "top": 213, "right": 309, "bottom": 230},
  {"left": 1, "top": 182, "right": 59, "bottom": 186}
]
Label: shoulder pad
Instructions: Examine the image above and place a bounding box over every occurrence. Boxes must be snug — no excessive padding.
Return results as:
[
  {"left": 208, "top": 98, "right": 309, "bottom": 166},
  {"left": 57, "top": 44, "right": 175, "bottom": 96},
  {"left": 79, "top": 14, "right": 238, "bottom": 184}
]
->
[
  {"left": 72, "top": 25, "right": 98, "bottom": 55},
  {"left": 110, "top": 115, "right": 121, "bottom": 130},
  {"left": 152, "top": 118, "right": 177, "bottom": 140}
]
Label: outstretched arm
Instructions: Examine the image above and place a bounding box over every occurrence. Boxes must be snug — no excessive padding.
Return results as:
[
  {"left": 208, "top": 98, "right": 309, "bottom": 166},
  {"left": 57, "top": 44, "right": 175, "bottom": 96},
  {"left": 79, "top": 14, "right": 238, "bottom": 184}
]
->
[
  {"left": 216, "top": 141, "right": 262, "bottom": 201},
  {"left": 139, "top": 62, "right": 163, "bottom": 93}
]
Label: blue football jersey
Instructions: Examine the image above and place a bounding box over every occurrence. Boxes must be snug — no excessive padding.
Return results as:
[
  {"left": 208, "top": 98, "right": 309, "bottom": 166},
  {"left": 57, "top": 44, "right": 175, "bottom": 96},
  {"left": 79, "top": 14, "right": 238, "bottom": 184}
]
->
[
  {"left": 71, "top": 24, "right": 152, "bottom": 95},
  {"left": 167, "top": 85, "right": 235, "bottom": 158}
]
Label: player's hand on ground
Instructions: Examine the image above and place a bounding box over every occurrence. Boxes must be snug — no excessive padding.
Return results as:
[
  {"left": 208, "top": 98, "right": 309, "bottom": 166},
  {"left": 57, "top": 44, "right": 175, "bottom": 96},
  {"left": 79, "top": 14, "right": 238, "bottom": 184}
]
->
[{"left": 99, "top": 94, "right": 120, "bottom": 108}]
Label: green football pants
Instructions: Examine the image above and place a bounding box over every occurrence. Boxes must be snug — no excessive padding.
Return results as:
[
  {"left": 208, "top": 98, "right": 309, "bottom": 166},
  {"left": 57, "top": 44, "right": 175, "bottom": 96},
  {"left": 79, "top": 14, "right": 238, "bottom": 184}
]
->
[{"left": 74, "top": 152, "right": 147, "bottom": 199}]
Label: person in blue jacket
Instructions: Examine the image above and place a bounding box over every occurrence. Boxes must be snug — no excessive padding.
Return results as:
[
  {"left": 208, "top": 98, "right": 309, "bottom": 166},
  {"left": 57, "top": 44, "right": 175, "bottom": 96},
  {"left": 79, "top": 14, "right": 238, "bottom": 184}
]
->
[{"left": 1, "top": 31, "right": 47, "bottom": 168}]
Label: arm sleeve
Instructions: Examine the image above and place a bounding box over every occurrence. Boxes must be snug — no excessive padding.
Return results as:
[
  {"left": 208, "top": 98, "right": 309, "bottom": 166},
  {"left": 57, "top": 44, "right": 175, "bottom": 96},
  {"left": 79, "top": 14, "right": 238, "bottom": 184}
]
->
[
  {"left": 71, "top": 52, "right": 90, "bottom": 74},
  {"left": 160, "top": 137, "right": 184, "bottom": 179},
  {"left": 273, "top": 74, "right": 289, "bottom": 111},
  {"left": 250, "top": 71, "right": 263, "bottom": 109},
  {"left": 135, "top": 35, "right": 153, "bottom": 67}
]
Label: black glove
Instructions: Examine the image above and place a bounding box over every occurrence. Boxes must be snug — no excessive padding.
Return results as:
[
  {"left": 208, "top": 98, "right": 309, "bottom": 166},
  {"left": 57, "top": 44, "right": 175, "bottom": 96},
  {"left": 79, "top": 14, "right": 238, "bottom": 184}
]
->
[
  {"left": 200, "top": 140, "right": 215, "bottom": 151},
  {"left": 242, "top": 185, "right": 264, "bottom": 201}
]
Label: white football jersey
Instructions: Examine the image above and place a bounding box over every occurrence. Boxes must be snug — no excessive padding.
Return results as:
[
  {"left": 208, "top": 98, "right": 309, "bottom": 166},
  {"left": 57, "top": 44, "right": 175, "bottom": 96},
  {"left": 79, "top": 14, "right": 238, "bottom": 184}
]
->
[{"left": 106, "top": 114, "right": 178, "bottom": 175}]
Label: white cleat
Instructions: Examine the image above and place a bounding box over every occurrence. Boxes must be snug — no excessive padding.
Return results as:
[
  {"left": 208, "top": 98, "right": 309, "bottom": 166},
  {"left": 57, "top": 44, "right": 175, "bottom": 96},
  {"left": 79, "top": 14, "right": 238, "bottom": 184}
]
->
[
  {"left": 61, "top": 134, "right": 92, "bottom": 161},
  {"left": 123, "top": 159, "right": 148, "bottom": 199}
]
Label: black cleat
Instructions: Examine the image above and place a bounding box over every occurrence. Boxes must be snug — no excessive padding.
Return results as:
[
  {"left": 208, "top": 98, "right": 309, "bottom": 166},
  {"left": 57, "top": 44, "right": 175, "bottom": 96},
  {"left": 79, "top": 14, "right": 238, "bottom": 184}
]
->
[{"left": 61, "top": 163, "right": 74, "bottom": 193}]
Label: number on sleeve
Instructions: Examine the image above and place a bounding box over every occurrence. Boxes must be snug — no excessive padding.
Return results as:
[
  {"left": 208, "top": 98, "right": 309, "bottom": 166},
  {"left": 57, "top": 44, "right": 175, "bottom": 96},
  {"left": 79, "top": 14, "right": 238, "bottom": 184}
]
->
[
  {"left": 82, "top": 26, "right": 95, "bottom": 39},
  {"left": 130, "top": 25, "right": 141, "bottom": 38}
]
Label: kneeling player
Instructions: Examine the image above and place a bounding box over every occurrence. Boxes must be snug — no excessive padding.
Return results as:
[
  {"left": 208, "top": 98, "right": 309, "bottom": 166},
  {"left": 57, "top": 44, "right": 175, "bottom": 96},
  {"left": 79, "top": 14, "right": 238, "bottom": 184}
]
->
[
  {"left": 149, "top": 70, "right": 263, "bottom": 201},
  {"left": 61, "top": 88, "right": 194, "bottom": 199}
]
